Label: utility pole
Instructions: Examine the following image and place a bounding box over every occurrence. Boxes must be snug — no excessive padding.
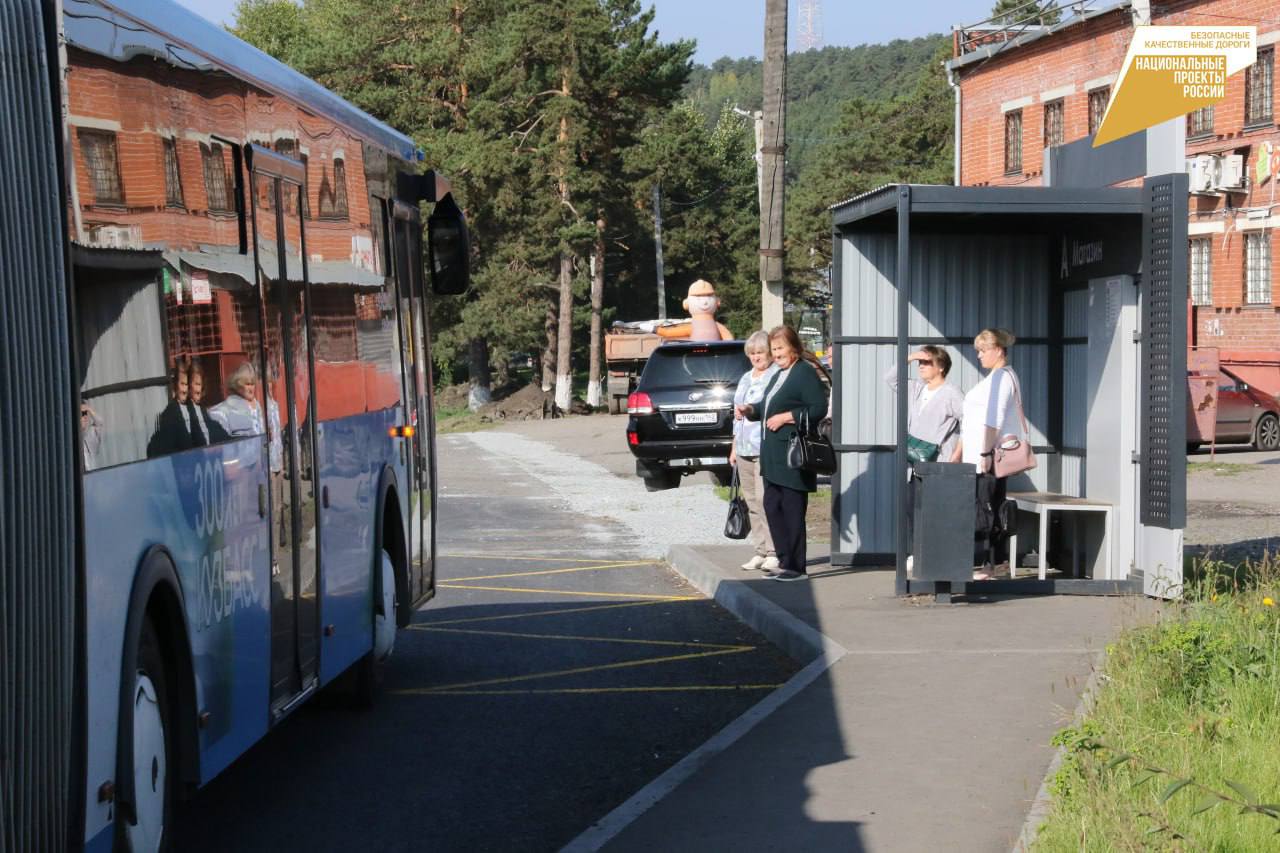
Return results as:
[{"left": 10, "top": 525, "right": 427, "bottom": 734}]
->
[
  {"left": 759, "top": 0, "right": 787, "bottom": 330},
  {"left": 653, "top": 182, "right": 667, "bottom": 319}
]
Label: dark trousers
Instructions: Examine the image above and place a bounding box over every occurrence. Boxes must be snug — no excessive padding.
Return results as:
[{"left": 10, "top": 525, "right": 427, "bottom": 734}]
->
[
  {"left": 763, "top": 482, "right": 809, "bottom": 574},
  {"left": 975, "top": 474, "right": 1009, "bottom": 565}
]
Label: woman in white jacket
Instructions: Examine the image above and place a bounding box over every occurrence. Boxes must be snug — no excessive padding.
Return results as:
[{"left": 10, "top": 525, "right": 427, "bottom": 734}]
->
[{"left": 729, "top": 331, "right": 779, "bottom": 571}]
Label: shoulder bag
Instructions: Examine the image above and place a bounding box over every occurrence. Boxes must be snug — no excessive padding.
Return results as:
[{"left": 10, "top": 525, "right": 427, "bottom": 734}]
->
[
  {"left": 723, "top": 467, "right": 751, "bottom": 540},
  {"left": 993, "top": 368, "right": 1037, "bottom": 479},
  {"left": 787, "top": 410, "right": 837, "bottom": 476},
  {"left": 905, "top": 435, "right": 940, "bottom": 464}
]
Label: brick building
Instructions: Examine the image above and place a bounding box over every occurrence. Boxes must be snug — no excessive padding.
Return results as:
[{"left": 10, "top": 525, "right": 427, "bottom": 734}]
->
[{"left": 947, "top": 0, "right": 1280, "bottom": 397}]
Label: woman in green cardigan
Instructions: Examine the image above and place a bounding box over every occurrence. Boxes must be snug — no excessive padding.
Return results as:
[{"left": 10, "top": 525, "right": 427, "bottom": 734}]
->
[{"left": 739, "top": 326, "right": 830, "bottom": 581}]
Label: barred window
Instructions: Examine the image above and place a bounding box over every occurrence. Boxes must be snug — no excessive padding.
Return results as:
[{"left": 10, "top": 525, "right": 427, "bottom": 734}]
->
[
  {"left": 163, "top": 138, "right": 184, "bottom": 207},
  {"left": 1187, "top": 106, "right": 1214, "bottom": 137},
  {"left": 1246, "top": 48, "right": 1274, "bottom": 126},
  {"left": 1088, "top": 88, "right": 1110, "bottom": 136},
  {"left": 79, "top": 129, "right": 124, "bottom": 205},
  {"left": 201, "top": 142, "right": 231, "bottom": 212},
  {"left": 1043, "top": 99, "right": 1064, "bottom": 148},
  {"left": 1004, "top": 110, "right": 1023, "bottom": 174},
  {"left": 1189, "top": 239, "right": 1212, "bottom": 306},
  {"left": 1246, "top": 232, "right": 1272, "bottom": 304}
]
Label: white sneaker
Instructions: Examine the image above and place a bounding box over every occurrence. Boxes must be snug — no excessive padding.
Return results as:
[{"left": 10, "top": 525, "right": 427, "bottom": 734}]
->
[
  {"left": 760, "top": 556, "right": 781, "bottom": 572},
  {"left": 741, "top": 554, "right": 766, "bottom": 571}
]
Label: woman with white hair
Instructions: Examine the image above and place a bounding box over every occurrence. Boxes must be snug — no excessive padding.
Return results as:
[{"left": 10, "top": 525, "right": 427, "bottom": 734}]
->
[
  {"left": 209, "top": 361, "right": 264, "bottom": 438},
  {"left": 730, "top": 330, "right": 779, "bottom": 571}
]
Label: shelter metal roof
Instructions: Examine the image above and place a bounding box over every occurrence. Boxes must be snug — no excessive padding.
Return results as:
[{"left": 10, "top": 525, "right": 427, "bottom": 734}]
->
[{"left": 831, "top": 183, "right": 1145, "bottom": 229}]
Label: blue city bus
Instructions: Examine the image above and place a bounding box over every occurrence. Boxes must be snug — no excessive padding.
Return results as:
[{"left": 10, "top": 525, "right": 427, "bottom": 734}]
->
[{"left": 0, "top": 0, "right": 468, "bottom": 849}]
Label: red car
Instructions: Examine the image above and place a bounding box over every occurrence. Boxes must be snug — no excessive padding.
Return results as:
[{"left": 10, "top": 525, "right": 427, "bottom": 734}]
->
[{"left": 1188, "top": 369, "right": 1280, "bottom": 452}]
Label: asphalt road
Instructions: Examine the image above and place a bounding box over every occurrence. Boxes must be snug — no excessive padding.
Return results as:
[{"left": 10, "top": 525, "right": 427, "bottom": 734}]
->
[{"left": 172, "top": 427, "right": 797, "bottom": 852}]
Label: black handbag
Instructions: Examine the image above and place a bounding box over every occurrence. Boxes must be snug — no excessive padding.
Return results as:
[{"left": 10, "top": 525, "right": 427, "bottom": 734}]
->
[
  {"left": 723, "top": 467, "right": 751, "bottom": 540},
  {"left": 786, "top": 411, "right": 837, "bottom": 475}
]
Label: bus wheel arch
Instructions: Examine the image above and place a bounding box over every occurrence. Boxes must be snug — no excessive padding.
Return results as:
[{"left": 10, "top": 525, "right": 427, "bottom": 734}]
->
[{"left": 115, "top": 547, "right": 200, "bottom": 849}]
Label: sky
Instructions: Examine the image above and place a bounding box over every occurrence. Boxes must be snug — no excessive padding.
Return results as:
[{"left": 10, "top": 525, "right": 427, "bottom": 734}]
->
[{"left": 174, "top": 0, "right": 999, "bottom": 65}]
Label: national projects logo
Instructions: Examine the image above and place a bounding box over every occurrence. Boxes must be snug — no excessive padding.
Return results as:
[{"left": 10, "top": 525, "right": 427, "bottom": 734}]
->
[{"left": 1094, "top": 26, "right": 1257, "bottom": 147}]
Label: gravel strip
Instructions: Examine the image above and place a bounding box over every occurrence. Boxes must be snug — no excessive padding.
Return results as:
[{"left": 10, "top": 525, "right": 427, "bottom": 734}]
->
[{"left": 459, "top": 430, "right": 732, "bottom": 558}]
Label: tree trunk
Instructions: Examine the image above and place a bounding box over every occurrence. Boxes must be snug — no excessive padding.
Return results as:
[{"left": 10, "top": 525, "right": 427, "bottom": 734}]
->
[
  {"left": 554, "top": 251, "right": 574, "bottom": 411},
  {"left": 553, "top": 65, "right": 575, "bottom": 413},
  {"left": 541, "top": 300, "right": 556, "bottom": 391},
  {"left": 466, "top": 335, "right": 491, "bottom": 411},
  {"left": 586, "top": 215, "right": 605, "bottom": 407}
]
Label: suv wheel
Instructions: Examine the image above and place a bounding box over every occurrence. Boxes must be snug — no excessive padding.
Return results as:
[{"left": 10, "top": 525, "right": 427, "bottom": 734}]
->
[
  {"left": 644, "top": 471, "right": 680, "bottom": 491},
  {"left": 1255, "top": 413, "right": 1280, "bottom": 451}
]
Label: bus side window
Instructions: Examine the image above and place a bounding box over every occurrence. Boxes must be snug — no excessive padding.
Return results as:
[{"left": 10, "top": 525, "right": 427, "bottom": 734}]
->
[{"left": 309, "top": 189, "right": 402, "bottom": 423}]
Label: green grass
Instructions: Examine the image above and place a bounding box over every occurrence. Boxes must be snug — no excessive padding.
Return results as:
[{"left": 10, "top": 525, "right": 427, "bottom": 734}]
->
[
  {"left": 1187, "top": 461, "right": 1253, "bottom": 477},
  {"left": 435, "top": 404, "right": 497, "bottom": 435},
  {"left": 1033, "top": 553, "right": 1280, "bottom": 851},
  {"left": 713, "top": 485, "right": 831, "bottom": 503}
]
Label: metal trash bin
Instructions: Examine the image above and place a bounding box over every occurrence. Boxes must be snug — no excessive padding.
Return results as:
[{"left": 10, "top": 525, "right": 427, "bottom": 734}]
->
[{"left": 912, "top": 462, "right": 977, "bottom": 587}]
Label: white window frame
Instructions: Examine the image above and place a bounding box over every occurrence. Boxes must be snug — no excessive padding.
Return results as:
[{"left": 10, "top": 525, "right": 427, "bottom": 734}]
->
[
  {"left": 1189, "top": 238, "right": 1212, "bottom": 306},
  {"left": 1245, "top": 231, "right": 1272, "bottom": 305}
]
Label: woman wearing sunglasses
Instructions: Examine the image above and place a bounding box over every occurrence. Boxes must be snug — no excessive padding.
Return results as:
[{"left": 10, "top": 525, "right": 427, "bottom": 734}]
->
[{"left": 885, "top": 346, "right": 964, "bottom": 575}]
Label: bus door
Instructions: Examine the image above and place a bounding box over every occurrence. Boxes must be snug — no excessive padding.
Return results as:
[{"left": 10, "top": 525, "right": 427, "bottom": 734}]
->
[
  {"left": 251, "top": 148, "right": 320, "bottom": 714},
  {"left": 392, "top": 201, "right": 434, "bottom": 603}
]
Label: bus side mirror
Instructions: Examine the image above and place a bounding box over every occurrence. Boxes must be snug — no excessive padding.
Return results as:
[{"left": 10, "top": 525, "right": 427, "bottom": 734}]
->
[{"left": 427, "top": 193, "right": 470, "bottom": 295}]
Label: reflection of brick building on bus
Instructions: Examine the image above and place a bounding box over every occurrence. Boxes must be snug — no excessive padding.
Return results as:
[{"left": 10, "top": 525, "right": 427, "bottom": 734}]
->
[
  {"left": 948, "top": 0, "right": 1280, "bottom": 398},
  {"left": 65, "top": 38, "right": 402, "bottom": 465}
]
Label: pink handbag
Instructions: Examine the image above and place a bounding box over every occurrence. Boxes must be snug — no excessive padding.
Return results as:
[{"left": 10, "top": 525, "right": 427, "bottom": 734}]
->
[{"left": 993, "top": 368, "right": 1037, "bottom": 479}]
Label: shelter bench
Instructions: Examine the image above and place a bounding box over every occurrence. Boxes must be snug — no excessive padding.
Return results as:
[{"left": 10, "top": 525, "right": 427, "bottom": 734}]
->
[{"left": 1006, "top": 492, "right": 1113, "bottom": 581}]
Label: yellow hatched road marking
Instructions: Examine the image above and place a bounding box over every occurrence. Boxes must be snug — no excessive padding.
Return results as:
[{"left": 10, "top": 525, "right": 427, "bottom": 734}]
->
[
  {"left": 394, "top": 647, "right": 752, "bottom": 694},
  {"left": 410, "top": 684, "right": 784, "bottom": 696},
  {"left": 414, "top": 625, "right": 751, "bottom": 651},
  {"left": 413, "top": 600, "right": 668, "bottom": 627},
  {"left": 437, "top": 583, "right": 697, "bottom": 601},
  {"left": 443, "top": 561, "right": 653, "bottom": 583},
  {"left": 440, "top": 553, "right": 652, "bottom": 563}
]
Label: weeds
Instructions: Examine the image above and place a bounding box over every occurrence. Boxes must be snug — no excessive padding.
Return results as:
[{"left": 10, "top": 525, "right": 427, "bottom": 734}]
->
[{"left": 1033, "top": 552, "right": 1280, "bottom": 851}]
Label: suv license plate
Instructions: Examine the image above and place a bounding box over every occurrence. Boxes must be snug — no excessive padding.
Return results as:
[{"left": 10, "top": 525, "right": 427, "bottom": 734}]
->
[{"left": 675, "top": 411, "right": 717, "bottom": 425}]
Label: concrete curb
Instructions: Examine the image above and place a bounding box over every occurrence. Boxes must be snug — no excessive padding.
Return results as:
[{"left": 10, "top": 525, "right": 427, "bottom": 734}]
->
[
  {"left": 557, "top": 546, "right": 848, "bottom": 853},
  {"left": 1010, "top": 648, "right": 1109, "bottom": 852},
  {"left": 662, "top": 545, "right": 847, "bottom": 663}
]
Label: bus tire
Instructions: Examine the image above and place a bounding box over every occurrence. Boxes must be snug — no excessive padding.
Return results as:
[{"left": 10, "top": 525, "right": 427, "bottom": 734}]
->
[{"left": 122, "top": 617, "right": 174, "bottom": 853}]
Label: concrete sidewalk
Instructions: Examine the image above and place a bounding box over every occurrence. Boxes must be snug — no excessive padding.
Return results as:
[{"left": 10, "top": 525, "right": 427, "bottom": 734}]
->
[{"left": 586, "top": 544, "right": 1157, "bottom": 852}]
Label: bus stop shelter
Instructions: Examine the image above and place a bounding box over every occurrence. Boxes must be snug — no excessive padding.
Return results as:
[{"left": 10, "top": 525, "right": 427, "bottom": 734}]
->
[{"left": 829, "top": 177, "right": 1189, "bottom": 598}]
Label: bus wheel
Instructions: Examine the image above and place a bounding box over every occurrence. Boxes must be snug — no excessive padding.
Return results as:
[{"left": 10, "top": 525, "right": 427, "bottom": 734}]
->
[
  {"left": 374, "top": 547, "right": 397, "bottom": 661},
  {"left": 126, "top": 619, "right": 173, "bottom": 852}
]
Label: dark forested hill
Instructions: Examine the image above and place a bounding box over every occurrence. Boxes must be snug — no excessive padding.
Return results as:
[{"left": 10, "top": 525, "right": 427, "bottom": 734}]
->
[{"left": 684, "top": 36, "right": 949, "bottom": 179}]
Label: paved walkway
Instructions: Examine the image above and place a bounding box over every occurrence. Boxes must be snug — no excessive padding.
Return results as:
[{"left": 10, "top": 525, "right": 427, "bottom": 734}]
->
[{"left": 575, "top": 544, "right": 1158, "bottom": 853}]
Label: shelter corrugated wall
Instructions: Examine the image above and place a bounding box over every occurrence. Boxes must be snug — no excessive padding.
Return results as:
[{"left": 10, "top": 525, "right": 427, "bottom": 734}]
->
[
  {"left": 0, "top": 0, "right": 79, "bottom": 848},
  {"left": 835, "top": 231, "right": 1055, "bottom": 560}
]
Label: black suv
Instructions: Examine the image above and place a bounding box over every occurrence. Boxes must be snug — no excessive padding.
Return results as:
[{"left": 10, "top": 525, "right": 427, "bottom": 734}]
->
[{"left": 626, "top": 340, "right": 750, "bottom": 491}]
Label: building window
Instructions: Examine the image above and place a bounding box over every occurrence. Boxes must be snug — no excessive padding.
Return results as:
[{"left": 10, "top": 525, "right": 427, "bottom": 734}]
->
[
  {"left": 201, "top": 142, "right": 231, "bottom": 212},
  {"left": 1187, "top": 106, "right": 1214, "bottom": 137},
  {"left": 163, "top": 138, "right": 184, "bottom": 208},
  {"left": 1189, "top": 239, "right": 1212, "bottom": 306},
  {"left": 1246, "top": 48, "right": 1274, "bottom": 127},
  {"left": 1004, "top": 110, "right": 1023, "bottom": 174},
  {"left": 78, "top": 129, "right": 124, "bottom": 205},
  {"left": 1088, "top": 87, "right": 1110, "bottom": 136},
  {"left": 318, "top": 158, "right": 350, "bottom": 219},
  {"left": 1043, "top": 99, "right": 1064, "bottom": 148},
  {"left": 1245, "top": 231, "right": 1272, "bottom": 304}
]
